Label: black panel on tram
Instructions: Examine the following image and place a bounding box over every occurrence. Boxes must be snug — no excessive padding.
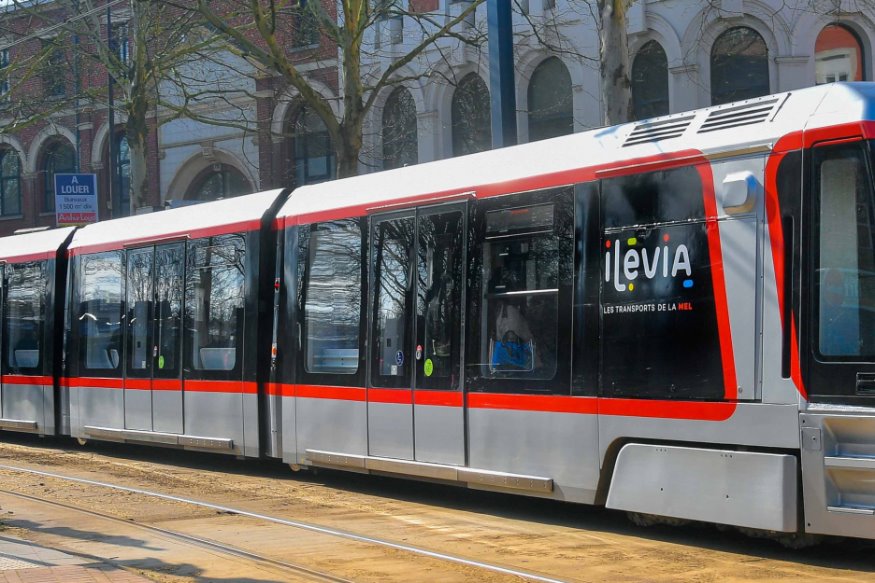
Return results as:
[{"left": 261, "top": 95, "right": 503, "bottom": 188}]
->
[{"left": 599, "top": 165, "right": 724, "bottom": 401}]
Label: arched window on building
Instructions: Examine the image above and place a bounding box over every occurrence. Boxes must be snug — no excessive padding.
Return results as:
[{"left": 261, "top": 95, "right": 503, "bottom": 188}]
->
[
  {"left": 527, "top": 57, "right": 573, "bottom": 142},
  {"left": 106, "top": 133, "right": 131, "bottom": 218},
  {"left": 382, "top": 87, "right": 418, "bottom": 170},
  {"left": 185, "top": 164, "right": 251, "bottom": 202},
  {"left": 710, "top": 26, "right": 769, "bottom": 106},
  {"left": 0, "top": 148, "right": 21, "bottom": 217},
  {"left": 816, "top": 24, "right": 865, "bottom": 84},
  {"left": 42, "top": 141, "right": 76, "bottom": 213},
  {"left": 289, "top": 105, "right": 335, "bottom": 186},
  {"left": 632, "top": 40, "right": 669, "bottom": 120},
  {"left": 451, "top": 73, "right": 491, "bottom": 156}
]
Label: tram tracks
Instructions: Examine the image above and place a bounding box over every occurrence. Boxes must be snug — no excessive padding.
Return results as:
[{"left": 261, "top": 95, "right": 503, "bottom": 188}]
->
[
  {"left": 0, "top": 487, "right": 351, "bottom": 583},
  {"left": 0, "top": 463, "right": 567, "bottom": 583}
]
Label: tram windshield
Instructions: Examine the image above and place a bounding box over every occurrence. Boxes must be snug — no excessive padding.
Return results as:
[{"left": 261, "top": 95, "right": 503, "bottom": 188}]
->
[{"left": 814, "top": 143, "right": 875, "bottom": 361}]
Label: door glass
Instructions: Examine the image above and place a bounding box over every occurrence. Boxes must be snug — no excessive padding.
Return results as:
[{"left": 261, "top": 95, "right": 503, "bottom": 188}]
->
[
  {"left": 126, "top": 248, "right": 153, "bottom": 374},
  {"left": 155, "top": 243, "right": 184, "bottom": 378},
  {"left": 79, "top": 251, "right": 124, "bottom": 373},
  {"left": 185, "top": 235, "right": 246, "bottom": 374},
  {"left": 372, "top": 216, "right": 415, "bottom": 388},
  {"left": 416, "top": 210, "right": 463, "bottom": 390}
]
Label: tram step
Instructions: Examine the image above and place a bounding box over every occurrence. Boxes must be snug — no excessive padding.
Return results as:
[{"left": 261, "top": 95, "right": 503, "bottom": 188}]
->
[
  {"left": 0, "top": 418, "right": 37, "bottom": 431},
  {"left": 83, "top": 425, "right": 233, "bottom": 450},
  {"left": 305, "top": 449, "right": 553, "bottom": 494},
  {"left": 827, "top": 505, "right": 875, "bottom": 515},
  {"left": 824, "top": 455, "right": 875, "bottom": 470}
]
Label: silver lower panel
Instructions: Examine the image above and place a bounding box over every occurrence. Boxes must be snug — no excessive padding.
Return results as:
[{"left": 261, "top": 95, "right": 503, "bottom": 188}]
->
[
  {"left": 607, "top": 443, "right": 798, "bottom": 532},
  {"left": 1, "top": 383, "right": 52, "bottom": 434}
]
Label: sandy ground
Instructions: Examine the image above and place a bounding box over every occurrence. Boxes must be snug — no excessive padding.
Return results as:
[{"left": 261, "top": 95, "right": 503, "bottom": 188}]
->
[{"left": 0, "top": 434, "right": 873, "bottom": 582}]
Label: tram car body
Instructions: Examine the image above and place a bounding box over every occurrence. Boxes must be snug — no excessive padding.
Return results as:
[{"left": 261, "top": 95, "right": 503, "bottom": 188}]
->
[
  {"left": 0, "top": 227, "right": 73, "bottom": 436},
  {"left": 3, "top": 82, "right": 875, "bottom": 541},
  {"left": 63, "top": 190, "right": 287, "bottom": 457}
]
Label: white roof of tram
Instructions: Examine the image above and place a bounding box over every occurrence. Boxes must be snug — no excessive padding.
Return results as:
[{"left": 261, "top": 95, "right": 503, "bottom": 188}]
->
[
  {"left": 68, "top": 189, "right": 288, "bottom": 251},
  {"left": 277, "top": 82, "right": 875, "bottom": 221},
  {"left": 0, "top": 226, "right": 75, "bottom": 262}
]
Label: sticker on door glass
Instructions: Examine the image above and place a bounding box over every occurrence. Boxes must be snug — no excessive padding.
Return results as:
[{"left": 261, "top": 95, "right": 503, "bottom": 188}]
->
[
  {"left": 396, "top": 350, "right": 404, "bottom": 366},
  {"left": 158, "top": 355, "right": 165, "bottom": 369},
  {"left": 424, "top": 359, "right": 434, "bottom": 377}
]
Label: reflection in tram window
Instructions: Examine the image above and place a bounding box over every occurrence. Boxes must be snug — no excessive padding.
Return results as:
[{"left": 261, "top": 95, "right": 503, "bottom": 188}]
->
[
  {"left": 155, "top": 244, "right": 184, "bottom": 375},
  {"left": 302, "top": 220, "right": 361, "bottom": 374},
  {"left": 372, "top": 216, "right": 415, "bottom": 388},
  {"left": 79, "top": 251, "right": 124, "bottom": 372},
  {"left": 185, "top": 235, "right": 245, "bottom": 372},
  {"left": 126, "top": 249, "right": 152, "bottom": 371},
  {"left": 5, "top": 261, "right": 45, "bottom": 371},
  {"left": 416, "top": 210, "right": 463, "bottom": 390},
  {"left": 482, "top": 218, "right": 559, "bottom": 380}
]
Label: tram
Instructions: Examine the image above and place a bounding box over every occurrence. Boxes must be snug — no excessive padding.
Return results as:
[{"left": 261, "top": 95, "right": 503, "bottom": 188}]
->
[{"left": 2, "top": 82, "right": 875, "bottom": 542}]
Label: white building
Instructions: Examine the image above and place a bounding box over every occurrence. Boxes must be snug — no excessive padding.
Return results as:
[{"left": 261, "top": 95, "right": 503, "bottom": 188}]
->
[{"left": 157, "top": 0, "right": 875, "bottom": 200}]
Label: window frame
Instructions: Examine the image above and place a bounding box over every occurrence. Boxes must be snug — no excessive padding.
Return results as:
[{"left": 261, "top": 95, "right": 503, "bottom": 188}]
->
[
  {"left": 75, "top": 250, "right": 126, "bottom": 378},
  {"left": 295, "top": 218, "right": 367, "bottom": 388},
  {"left": 0, "top": 148, "right": 21, "bottom": 217},
  {"left": 3, "top": 261, "right": 48, "bottom": 375},
  {"left": 710, "top": 26, "right": 770, "bottom": 106},
  {"left": 42, "top": 141, "right": 77, "bottom": 214},
  {"left": 466, "top": 187, "right": 574, "bottom": 395},
  {"left": 183, "top": 234, "right": 247, "bottom": 381},
  {"left": 631, "top": 39, "right": 669, "bottom": 120}
]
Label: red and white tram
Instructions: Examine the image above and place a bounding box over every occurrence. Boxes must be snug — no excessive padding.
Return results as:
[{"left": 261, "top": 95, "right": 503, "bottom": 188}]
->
[{"left": 3, "top": 82, "right": 875, "bottom": 542}]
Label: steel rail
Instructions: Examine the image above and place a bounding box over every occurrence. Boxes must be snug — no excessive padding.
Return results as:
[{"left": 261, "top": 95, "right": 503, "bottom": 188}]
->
[
  {"left": 0, "top": 487, "right": 352, "bottom": 583},
  {"left": 0, "top": 463, "right": 568, "bottom": 583}
]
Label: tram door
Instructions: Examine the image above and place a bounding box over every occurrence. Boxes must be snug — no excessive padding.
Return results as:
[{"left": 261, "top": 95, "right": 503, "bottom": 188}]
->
[
  {"left": 124, "top": 243, "right": 184, "bottom": 433},
  {"left": 0, "top": 270, "right": 4, "bottom": 418},
  {"left": 369, "top": 204, "right": 466, "bottom": 465}
]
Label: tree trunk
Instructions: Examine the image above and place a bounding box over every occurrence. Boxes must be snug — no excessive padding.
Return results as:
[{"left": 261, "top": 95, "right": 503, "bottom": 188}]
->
[
  {"left": 598, "top": 0, "right": 633, "bottom": 126},
  {"left": 127, "top": 123, "right": 149, "bottom": 212}
]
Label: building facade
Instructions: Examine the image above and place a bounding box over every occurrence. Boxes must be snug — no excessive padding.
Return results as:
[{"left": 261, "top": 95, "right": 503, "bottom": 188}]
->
[{"left": 0, "top": 0, "right": 873, "bottom": 236}]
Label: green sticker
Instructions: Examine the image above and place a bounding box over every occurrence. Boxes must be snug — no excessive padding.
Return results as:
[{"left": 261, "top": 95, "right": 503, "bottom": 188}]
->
[
  {"left": 158, "top": 355, "right": 165, "bottom": 369},
  {"left": 424, "top": 359, "right": 434, "bottom": 377}
]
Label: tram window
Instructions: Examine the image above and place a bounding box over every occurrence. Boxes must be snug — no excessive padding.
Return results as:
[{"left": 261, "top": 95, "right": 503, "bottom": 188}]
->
[
  {"left": 371, "top": 216, "right": 415, "bottom": 388},
  {"left": 4, "top": 261, "right": 46, "bottom": 372},
  {"left": 468, "top": 189, "right": 574, "bottom": 393},
  {"left": 78, "top": 251, "right": 124, "bottom": 372},
  {"left": 301, "top": 220, "right": 362, "bottom": 375},
  {"left": 484, "top": 229, "right": 559, "bottom": 379},
  {"left": 602, "top": 166, "right": 704, "bottom": 228},
  {"left": 814, "top": 144, "right": 875, "bottom": 359},
  {"left": 185, "top": 235, "right": 245, "bottom": 372}
]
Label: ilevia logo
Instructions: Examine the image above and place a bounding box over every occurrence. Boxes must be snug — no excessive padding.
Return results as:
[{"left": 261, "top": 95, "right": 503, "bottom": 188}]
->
[{"left": 605, "top": 233, "right": 693, "bottom": 292}]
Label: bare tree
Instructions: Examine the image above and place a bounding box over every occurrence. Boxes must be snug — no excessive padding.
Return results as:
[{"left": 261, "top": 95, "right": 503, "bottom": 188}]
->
[
  {"left": 3, "top": 0, "right": 237, "bottom": 213},
  {"left": 160, "top": 0, "right": 487, "bottom": 179}
]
